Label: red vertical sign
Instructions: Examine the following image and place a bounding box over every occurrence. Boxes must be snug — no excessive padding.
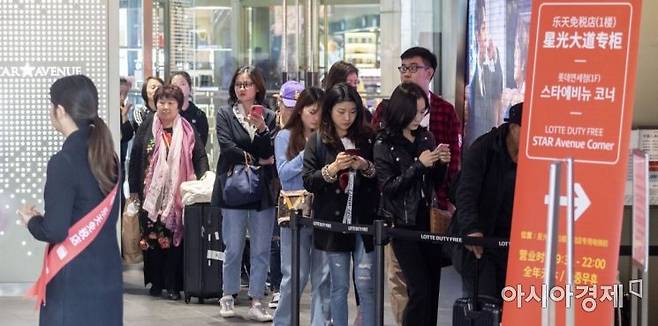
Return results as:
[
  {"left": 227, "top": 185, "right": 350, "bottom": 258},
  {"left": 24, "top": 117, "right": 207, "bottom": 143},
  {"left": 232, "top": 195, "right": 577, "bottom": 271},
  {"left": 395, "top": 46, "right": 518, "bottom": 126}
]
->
[{"left": 504, "top": 1, "right": 642, "bottom": 325}]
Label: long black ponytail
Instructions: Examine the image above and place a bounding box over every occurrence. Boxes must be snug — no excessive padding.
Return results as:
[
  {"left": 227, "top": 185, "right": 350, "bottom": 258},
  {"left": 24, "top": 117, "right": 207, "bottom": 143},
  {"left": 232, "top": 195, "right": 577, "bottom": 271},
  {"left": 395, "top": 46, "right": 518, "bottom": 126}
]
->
[{"left": 50, "top": 75, "right": 118, "bottom": 195}]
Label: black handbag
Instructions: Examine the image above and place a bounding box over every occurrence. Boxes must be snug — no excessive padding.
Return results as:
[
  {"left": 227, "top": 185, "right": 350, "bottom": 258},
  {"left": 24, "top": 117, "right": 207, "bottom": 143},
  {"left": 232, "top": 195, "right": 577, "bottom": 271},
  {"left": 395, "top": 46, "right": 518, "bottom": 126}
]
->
[{"left": 220, "top": 152, "right": 263, "bottom": 206}]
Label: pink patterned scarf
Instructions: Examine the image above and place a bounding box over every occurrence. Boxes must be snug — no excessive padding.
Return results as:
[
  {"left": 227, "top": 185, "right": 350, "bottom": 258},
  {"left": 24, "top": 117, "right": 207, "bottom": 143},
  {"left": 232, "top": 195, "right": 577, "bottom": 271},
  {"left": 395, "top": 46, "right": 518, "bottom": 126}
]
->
[{"left": 142, "top": 115, "right": 196, "bottom": 246}]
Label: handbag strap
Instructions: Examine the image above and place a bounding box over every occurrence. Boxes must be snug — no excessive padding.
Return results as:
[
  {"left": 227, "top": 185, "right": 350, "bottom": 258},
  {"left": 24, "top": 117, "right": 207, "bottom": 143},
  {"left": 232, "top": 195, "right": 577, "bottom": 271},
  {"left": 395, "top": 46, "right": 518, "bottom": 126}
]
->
[{"left": 244, "top": 151, "right": 252, "bottom": 166}]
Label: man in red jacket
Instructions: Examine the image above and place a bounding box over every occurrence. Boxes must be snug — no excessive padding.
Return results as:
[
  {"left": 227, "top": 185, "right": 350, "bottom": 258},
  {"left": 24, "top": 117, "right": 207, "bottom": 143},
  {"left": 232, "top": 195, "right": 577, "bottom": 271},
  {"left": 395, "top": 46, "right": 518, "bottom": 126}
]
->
[{"left": 372, "top": 46, "right": 462, "bottom": 324}]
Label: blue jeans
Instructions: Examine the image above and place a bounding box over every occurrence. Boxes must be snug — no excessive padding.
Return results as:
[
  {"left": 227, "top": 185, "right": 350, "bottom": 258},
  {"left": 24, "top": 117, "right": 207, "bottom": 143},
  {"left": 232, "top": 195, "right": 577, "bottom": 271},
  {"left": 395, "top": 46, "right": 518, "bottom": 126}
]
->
[
  {"left": 221, "top": 207, "right": 275, "bottom": 299},
  {"left": 273, "top": 225, "right": 331, "bottom": 326},
  {"left": 325, "top": 235, "right": 375, "bottom": 326},
  {"left": 270, "top": 224, "right": 282, "bottom": 291}
]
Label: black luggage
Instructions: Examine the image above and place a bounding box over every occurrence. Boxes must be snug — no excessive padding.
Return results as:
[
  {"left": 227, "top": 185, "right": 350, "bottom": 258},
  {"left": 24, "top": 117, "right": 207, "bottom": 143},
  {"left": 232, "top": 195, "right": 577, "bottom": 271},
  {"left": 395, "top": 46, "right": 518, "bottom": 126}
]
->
[
  {"left": 452, "top": 254, "right": 502, "bottom": 325},
  {"left": 183, "top": 203, "right": 224, "bottom": 304}
]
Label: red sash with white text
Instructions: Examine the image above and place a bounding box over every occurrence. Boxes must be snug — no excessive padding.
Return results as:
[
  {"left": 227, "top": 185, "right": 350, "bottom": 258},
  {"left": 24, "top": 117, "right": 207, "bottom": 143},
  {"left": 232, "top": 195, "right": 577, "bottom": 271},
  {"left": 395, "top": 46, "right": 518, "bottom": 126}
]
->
[{"left": 26, "top": 185, "right": 118, "bottom": 309}]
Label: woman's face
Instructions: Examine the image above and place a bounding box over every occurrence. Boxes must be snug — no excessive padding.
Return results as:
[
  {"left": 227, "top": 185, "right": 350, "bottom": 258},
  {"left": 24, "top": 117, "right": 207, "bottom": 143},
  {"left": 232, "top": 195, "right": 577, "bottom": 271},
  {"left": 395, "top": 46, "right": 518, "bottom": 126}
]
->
[
  {"left": 49, "top": 104, "right": 62, "bottom": 133},
  {"left": 156, "top": 97, "right": 180, "bottom": 127},
  {"left": 301, "top": 104, "right": 321, "bottom": 131},
  {"left": 278, "top": 99, "right": 294, "bottom": 126},
  {"left": 146, "top": 79, "right": 163, "bottom": 102},
  {"left": 171, "top": 75, "right": 190, "bottom": 100},
  {"left": 234, "top": 73, "right": 257, "bottom": 104},
  {"left": 330, "top": 101, "right": 357, "bottom": 135},
  {"left": 346, "top": 72, "right": 359, "bottom": 88},
  {"left": 406, "top": 98, "right": 428, "bottom": 131}
]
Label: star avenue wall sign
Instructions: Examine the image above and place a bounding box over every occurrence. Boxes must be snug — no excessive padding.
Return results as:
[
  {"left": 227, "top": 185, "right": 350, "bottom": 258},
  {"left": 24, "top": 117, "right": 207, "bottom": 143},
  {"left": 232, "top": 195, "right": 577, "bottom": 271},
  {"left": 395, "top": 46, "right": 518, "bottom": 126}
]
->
[{"left": 0, "top": 63, "right": 83, "bottom": 78}]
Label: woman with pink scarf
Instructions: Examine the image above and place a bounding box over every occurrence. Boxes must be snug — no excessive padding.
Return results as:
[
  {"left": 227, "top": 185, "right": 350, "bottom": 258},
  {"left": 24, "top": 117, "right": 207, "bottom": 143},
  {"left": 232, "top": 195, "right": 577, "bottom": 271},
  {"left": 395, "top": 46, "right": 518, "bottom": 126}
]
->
[{"left": 128, "top": 84, "right": 209, "bottom": 300}]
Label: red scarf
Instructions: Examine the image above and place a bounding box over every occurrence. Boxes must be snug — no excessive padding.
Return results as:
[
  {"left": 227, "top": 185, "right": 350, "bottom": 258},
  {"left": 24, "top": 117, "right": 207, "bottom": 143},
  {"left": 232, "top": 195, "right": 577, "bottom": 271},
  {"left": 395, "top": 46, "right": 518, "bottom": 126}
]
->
[{"left": 26, "top": 184, "right": 118, "bottom": 309}]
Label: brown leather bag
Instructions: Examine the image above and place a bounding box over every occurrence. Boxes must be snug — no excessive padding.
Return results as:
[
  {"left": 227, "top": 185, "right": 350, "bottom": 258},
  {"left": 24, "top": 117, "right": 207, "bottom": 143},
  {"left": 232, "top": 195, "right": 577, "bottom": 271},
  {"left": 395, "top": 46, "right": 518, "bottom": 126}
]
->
[
  {"left": 277, "top": 190, "right": 313, "bottom": 225},
  {"left": 430, "top": 207, "right": 453, "bottom": 235}
]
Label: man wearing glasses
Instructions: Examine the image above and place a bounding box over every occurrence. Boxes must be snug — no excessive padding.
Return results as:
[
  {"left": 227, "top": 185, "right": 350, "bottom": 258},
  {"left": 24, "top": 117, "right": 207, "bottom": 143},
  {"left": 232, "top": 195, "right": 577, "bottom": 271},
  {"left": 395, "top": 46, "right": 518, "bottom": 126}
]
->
[{"left": 372, "top": 46, "right": 462, "bottom": 325}]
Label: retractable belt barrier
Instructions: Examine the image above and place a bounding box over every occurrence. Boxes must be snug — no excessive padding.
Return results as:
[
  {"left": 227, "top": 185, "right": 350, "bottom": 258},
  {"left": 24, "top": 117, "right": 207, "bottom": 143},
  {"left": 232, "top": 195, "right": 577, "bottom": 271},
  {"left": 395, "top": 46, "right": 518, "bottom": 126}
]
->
[
  {"left": 296, "top": 216, "right": 510, "bottom": 248},
  {"left": 288, "top": 211, "right": 509, "bottom": 326},
  {"left": 287, "top": 211, "right": 653, "bottom": 326}
]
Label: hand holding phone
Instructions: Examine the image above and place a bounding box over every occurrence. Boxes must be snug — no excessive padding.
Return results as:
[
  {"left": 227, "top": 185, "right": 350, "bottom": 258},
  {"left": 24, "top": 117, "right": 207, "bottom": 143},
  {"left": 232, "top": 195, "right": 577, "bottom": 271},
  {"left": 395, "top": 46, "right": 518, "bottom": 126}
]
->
[
  {"left": 435, "top": 143, "right": 451, "bottom": 163},
  {"left": 249, "top": 105, "right": 266, "bottom": 132},
  {"left": 343, "top": 148, "right": 360, "bottom": 157},
  {"left": 250, "top": 105, "right": 264, "bottom": 119}
]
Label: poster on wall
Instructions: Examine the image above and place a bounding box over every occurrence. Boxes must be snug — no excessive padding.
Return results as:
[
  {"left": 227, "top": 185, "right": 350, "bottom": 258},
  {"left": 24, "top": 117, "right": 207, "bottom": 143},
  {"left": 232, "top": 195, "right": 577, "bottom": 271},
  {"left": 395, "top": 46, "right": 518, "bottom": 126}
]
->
[{"left": 465, "top": 0, "right": 532, "bottom": 147}]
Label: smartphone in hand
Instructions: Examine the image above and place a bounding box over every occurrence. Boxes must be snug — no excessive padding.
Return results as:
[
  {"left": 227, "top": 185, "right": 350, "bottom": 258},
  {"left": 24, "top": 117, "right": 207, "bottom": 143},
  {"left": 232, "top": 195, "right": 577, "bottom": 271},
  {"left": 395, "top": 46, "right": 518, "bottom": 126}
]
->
[
  {"left": 435, "top": 143, "right": 449, "bottom": 152},
  {"left": 343, "top": 148, "right": 360, "bottom": 157},
  {"left": 250, "top": 105, "right": 264, "bottom": 119}
]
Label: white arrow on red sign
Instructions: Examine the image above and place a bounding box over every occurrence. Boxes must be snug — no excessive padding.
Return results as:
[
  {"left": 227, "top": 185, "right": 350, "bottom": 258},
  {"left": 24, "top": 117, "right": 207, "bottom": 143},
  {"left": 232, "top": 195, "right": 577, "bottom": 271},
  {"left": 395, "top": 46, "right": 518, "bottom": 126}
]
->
[{"left": 543, "top": 183, "right": 591, "bottom": 221}]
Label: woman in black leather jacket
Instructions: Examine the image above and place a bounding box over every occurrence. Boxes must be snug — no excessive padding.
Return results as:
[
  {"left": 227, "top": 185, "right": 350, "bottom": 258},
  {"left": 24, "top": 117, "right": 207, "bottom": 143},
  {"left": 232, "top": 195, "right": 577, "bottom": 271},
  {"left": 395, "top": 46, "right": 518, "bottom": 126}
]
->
[{"left": 373, "top": 82, "right": 450, "bottom": 326}]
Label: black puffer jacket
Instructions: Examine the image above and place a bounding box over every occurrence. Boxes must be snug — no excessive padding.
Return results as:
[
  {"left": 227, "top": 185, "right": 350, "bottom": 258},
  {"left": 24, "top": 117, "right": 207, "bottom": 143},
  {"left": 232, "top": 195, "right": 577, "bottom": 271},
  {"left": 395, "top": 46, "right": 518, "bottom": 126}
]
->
[{"left": 373, "top": 128, "right": 446, "bottom": 228}]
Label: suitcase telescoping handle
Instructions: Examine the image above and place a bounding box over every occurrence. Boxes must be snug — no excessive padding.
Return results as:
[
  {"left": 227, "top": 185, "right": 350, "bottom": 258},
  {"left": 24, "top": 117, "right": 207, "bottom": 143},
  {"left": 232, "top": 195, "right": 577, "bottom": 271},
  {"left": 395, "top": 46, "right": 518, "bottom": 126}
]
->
[{"left": 471, "top": 252, "right": 480, "bottom": 312}]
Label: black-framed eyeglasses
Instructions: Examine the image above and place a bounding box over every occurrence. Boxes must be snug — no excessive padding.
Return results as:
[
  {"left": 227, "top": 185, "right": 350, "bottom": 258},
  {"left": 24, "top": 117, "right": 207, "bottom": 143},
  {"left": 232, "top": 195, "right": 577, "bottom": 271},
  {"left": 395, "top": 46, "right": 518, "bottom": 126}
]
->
[
  {"left": 235, "top": 81, "right": 254, "bottom": 89},
  {"left": 397, "top": 64, "right": 429, "bottom": 73}
]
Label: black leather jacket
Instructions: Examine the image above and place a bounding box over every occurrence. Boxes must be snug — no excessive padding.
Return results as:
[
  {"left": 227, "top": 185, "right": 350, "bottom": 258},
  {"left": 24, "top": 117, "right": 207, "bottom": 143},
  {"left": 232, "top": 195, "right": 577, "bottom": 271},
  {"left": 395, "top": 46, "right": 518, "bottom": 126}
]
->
[{"left": 374, "top": 129, "right": 447, "bottom": 228}]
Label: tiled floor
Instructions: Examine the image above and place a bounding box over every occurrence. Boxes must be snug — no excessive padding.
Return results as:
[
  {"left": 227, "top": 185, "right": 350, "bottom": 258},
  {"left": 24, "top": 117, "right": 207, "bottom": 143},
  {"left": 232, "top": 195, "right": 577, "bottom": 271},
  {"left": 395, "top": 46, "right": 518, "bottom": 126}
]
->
[{"left": 0, "top": 265, "right": 463, "bottom": 325}]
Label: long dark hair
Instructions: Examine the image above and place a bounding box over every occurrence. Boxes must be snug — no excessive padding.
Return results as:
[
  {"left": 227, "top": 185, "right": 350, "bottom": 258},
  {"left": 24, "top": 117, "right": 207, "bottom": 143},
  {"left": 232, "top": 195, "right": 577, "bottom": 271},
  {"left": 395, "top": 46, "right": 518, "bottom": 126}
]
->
[
  {"left": 50, "top": 75, "right": 118, "bottom": 195},
  {"left": 323, "top": 61, "right": 358, "bottom": 91},
  {"left": 228, "top": 66, "right": 267, "bottom": 106},
  {"left": 382, "top": 82, "right": 429, "bottom": 135},
  {"left": 320, "top": 83, "right": 373, "bottom": 149},
  {"left": 283, "top": 87, "right": 324, "bottom": 160}
]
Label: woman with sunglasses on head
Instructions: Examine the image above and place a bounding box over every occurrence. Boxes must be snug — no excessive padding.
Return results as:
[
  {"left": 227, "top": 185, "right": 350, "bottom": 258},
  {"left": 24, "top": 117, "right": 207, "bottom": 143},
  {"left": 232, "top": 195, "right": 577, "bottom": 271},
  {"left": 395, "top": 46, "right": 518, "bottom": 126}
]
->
[
  {"left": 211, "top": 66, "right": 277, "bottom": 322},
  {"left": 302, "top": 83, "right": 378, "bottom": 326},
  {"left": 373, "top": 82, "right": 450, "bottom": 326}
]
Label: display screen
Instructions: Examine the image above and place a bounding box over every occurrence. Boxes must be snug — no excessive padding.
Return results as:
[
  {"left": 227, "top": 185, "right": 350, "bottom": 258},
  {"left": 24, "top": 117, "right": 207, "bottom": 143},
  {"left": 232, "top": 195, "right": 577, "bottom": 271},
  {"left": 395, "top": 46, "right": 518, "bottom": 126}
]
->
[{"left": 464, "top": 0, "right": 532, "bottom": 146}]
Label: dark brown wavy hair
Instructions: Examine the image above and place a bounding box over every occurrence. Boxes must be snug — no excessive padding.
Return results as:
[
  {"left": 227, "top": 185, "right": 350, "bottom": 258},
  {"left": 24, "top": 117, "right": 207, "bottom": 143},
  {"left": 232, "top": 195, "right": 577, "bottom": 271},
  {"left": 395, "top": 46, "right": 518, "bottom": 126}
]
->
[
  {"left": 323, "top": 61, "right": 358, "bottom": 91},
  {"left": 50, "top": 75, "right": 118, "bottom": 195},
  {"left": 228, "top": 66, "right": 267, "bottom": 106},
  {"left": 320, "top": 83, "right": 373, "bottom": 149},
  {"left": 283, "top": 87, "right": 325, "bottom": 160}
]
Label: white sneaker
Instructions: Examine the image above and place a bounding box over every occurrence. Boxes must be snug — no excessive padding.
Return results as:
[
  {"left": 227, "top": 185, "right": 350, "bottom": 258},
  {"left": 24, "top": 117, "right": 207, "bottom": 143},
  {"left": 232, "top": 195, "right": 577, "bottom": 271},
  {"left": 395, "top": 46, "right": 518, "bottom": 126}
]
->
[
  {"left": 247, "top": 301, "right": 273, "bottom": 322},
  {"left": 268, "top": 292, "right": 280, "bottom": 309},
  {"left": 219, "top": 295, "right": 236, "bottom": 318}
]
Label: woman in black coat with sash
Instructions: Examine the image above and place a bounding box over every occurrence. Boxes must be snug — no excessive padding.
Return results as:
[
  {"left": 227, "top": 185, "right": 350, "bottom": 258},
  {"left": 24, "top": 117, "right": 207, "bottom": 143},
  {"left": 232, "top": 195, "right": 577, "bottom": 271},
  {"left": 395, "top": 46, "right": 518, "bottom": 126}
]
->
[{"left": 20, "top": 75, "right": 122, "bottom": 326}]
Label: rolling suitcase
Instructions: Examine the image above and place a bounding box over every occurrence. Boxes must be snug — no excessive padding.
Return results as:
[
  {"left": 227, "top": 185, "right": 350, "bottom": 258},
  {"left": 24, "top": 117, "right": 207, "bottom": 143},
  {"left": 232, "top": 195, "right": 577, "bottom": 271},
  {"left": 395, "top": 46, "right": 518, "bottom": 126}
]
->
[
  {"left": 183, "top": 203, "right": 224, "bottom": 304},
  {"left": 452, "top": 254, "right": 502, "bottom": 326}
]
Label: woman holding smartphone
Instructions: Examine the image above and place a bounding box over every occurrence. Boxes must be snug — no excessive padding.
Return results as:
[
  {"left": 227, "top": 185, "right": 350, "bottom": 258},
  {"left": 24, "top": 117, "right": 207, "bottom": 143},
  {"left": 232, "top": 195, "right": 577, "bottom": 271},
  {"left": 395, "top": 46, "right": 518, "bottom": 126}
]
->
[
  {"left": 373, "top": 82, "right": 450, "bottom": 326},
  {"left": 211, "top": 66, "right": 277, "bottom": 322},
  {"left": 302, "top": 83, "right": 378, "bottom": 326}
]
